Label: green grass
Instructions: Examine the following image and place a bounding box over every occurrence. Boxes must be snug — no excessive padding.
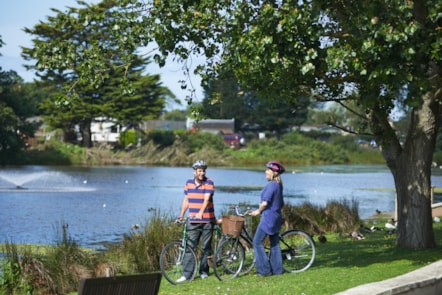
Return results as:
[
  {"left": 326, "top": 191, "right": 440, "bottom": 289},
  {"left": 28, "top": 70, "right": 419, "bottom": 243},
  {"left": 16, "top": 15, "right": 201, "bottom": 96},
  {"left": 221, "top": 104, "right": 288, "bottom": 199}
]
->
[
  {"left": 5, "top": 211, "right": 442, "bottom": 295},
  {"left": 156, "top": 222, "right": 442, "bottom": 295}
]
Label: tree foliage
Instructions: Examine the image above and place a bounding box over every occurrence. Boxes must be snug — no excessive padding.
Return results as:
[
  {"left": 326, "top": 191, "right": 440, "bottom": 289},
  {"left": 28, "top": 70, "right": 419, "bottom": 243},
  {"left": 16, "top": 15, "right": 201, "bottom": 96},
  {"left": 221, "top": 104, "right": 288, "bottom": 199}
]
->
[
  {"left": 147, "top": 0, "right": 442, "bottom": 249},
  {"left": 202, "top": 76, "right": 310, "bottom": 134},
  {"left": 25, "top": 0, "right": 442, "bottom": 248},
  {"left": 22, "top": 0, "right": 176, "bottom": 147},
  {"left": 0, "top": 71, "right": 41, "bottom": 163}
]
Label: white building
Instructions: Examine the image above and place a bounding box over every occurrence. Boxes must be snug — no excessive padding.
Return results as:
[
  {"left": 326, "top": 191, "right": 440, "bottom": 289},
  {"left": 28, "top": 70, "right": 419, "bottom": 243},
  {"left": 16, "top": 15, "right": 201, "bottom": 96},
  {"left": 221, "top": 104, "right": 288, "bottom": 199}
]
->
[{"left": 90, "top": 117, "right": 121, "bottom": 143}]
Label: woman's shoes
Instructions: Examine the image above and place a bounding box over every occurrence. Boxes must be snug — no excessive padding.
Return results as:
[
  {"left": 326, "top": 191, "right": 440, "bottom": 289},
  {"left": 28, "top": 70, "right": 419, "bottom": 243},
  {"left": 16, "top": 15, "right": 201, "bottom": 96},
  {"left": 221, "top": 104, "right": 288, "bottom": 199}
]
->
[{"left": 256, "top": 272, "right": 272, "bottom": 277}]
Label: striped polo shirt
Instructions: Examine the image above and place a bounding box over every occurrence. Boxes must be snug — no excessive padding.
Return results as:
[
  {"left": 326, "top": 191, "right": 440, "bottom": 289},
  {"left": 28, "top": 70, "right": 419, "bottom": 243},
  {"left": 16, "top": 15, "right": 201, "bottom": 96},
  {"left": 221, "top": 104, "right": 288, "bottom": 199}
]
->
[{"left": 184, "top": 177, "right": 215, "bottom": 223}]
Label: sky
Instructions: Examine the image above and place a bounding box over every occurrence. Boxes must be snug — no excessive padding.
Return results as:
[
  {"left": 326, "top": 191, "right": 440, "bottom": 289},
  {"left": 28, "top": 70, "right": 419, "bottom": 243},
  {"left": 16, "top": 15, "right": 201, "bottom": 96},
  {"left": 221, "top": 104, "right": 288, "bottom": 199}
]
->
[{"left": 0, "top": 0, "right": 203, "bottom": 109}]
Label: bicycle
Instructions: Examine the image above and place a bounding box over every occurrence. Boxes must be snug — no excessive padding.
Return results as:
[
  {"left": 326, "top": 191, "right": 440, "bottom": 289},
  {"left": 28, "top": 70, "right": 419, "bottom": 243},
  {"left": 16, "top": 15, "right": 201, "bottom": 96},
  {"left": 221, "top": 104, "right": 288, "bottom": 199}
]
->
[
  {"left": 159, "top": 217, "right": 244, "bottom": 284},
  {"left": 217, "top": 205, "right": 316, "bottom": 275}
]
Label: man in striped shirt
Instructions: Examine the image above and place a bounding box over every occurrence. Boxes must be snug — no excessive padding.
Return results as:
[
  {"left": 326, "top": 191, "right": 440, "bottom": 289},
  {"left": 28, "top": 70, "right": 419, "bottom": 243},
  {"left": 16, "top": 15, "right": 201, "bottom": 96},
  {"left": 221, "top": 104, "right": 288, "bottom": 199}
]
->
[{"left": 177, "top": 160, "right": 216, "bottom": 282}]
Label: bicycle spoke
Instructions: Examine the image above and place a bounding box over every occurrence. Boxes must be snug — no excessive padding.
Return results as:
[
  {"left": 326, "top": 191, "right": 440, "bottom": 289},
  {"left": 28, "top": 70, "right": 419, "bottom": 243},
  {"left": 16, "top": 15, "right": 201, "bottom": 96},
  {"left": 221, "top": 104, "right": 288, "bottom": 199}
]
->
[
  {"left": 213, "top": 237, "right": 245, "bottom": 280},
  {"left": 239, "top": 240, "right": 255, "bottom": 274},
  {"left": 160, "top": 241, "right": 197, "bottom": 284},
  {"left": 280, "top": 230, "right": 316, "bottom": 273}
]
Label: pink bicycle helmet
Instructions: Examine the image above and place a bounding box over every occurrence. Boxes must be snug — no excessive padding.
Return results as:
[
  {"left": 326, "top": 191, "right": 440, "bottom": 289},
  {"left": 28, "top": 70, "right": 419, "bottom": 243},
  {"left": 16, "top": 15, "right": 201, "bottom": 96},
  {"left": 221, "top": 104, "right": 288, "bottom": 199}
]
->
[{"left": 266, "top": 161, "right": 285, "bottom": 174}]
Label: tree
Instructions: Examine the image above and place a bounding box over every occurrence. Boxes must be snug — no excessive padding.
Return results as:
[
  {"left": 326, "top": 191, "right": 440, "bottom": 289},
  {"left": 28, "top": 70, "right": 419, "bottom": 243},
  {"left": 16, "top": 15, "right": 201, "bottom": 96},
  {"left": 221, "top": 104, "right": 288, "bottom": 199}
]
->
[
  {"left": 163, "top": 109, "right": 188, "bottom": 121},
  {"left": 202, "top": 76, "right": 249, "bottom": 131},
  {"left": 27, "top": 1, "right": 442, "bottom": 249},
  {"left": 146, "top": 0, "right": 441, "bottom": 249},
  {"left": 22, "top": 0, "right": 175, "bottom": 147},
  {"left": 0, "top": 70, "right": 41, "bottom": 163},
  {"left": 1, "top": 34, "right": 41, "bottom": 162},
  {"left": 202, "top": 76, "right": 310, "bottom": 134}
]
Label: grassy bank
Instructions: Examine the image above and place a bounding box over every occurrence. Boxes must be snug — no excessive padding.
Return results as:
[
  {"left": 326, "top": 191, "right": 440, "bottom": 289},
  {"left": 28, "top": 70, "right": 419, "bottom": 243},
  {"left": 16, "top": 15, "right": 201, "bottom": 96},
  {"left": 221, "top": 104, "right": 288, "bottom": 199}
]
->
[
  {"left": 155, "top": 222, "right": 442, "bottom": 295},
  {"left": 16, "top": 131, "right": 385, "bottom": 166},
  {"left": 2, "top": 203, "right": 442, "bottom": 295}
]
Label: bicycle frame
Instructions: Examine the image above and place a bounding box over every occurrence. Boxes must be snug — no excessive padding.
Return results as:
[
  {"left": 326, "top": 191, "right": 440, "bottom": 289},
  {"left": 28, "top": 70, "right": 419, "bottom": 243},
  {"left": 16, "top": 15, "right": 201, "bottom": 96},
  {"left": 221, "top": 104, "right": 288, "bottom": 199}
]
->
[
  {"left": 228, "top": 205, "right": 316, "bottom": 274},
  {"left": 159, "top": 217, "right": 243, "bottom": 284}
]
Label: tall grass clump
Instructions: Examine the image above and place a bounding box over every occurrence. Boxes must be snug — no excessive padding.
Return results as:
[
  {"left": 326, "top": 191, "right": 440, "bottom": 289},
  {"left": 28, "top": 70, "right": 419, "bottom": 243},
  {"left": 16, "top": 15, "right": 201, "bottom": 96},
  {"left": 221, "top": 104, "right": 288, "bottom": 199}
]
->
[
  {"left": 41, "top": 224, "right": 95, "bottom": 294},
  {"left": 282, "top": 199, "right": 361, "bottom": 236},
  {"left": 0, "top": 242, "right": 36, "bottom": 295},
  {"left": 0, "top": 224, "right": 97, "bottom": 295},
  {"left": 102, "top": 210, "right": 180, "bottom": 274}
]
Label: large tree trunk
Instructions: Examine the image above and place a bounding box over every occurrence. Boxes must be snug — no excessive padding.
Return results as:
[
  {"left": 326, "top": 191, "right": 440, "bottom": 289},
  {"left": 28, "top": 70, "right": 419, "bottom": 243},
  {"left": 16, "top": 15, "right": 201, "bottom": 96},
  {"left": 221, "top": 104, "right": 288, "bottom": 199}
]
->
[
  {"left": 394, "top": 95, "right": 437, "bottom": 248},
  {"left": 395, "top": 150, "right": 435, "bottom": 248},
  {"left": 371, "top": 89, "right": 439, "bottom": 249}
]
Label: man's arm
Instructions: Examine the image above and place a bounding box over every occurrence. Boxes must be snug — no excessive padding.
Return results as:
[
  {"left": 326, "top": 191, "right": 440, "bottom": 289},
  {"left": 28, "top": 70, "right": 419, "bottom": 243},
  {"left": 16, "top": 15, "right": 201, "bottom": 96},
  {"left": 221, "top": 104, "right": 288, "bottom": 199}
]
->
[
  {"left": 195, "top": 192, "right": 211, "bottom": 219},
  {"left": 179, "top": 196, "right": 189, "bottom": 219}
]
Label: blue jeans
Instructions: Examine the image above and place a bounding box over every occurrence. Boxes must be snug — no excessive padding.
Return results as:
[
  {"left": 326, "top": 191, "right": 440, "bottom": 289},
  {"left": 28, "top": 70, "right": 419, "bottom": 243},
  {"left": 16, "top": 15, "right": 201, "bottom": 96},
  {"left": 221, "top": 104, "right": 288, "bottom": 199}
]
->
[
  {"left": 253, "top": 224, "right": 283, "bottom": 275},
  {"left": 182, "top": 222, "right": 213, "bottom": 279}
]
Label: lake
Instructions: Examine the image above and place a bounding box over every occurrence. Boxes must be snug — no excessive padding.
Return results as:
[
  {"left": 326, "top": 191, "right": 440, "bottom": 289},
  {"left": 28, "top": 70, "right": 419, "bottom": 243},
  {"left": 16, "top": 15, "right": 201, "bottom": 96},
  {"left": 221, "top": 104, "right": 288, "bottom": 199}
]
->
[{"left": 1, "top": 165, "right": 441, "bottom": 249}]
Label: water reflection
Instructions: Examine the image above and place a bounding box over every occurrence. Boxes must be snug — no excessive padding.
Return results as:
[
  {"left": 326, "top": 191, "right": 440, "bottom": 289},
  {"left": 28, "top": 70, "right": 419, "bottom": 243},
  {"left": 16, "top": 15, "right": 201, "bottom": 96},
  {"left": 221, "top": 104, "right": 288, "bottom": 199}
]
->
[{"left": 0, "top": 165, "right": 439, "bottom": 249}]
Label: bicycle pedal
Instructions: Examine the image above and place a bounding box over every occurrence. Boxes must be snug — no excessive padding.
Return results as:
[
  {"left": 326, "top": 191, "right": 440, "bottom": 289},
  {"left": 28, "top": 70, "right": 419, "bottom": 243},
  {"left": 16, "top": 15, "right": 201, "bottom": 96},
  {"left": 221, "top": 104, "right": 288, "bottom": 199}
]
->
[{"left": 207, "top": 256, "right": 214, "bottom": 268}]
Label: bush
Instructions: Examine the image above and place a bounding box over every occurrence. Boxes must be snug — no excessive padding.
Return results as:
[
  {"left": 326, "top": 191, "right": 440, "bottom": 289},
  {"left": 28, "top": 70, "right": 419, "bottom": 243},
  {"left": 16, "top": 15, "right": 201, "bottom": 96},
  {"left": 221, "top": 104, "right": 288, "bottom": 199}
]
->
[
  {"left": 0, "top": 243, "right": 34, "bottom": 295},
  {"left": 182, "top": 132, "right": 225, "bottom": 153},
  {"left": 144, "top": 130, "right": 176, "bottom": 148},
  {"left": 433, "top": 150, "right": 442, "bottom": 166},
  {"left": 119, "top": 129, "right": 142, "bottom": 148},
  {"left": 0, "top": 225, "right": 98, "bottom": 295},
  {"left": 329, "top": 134, "right": 360, "bottom": 152}
]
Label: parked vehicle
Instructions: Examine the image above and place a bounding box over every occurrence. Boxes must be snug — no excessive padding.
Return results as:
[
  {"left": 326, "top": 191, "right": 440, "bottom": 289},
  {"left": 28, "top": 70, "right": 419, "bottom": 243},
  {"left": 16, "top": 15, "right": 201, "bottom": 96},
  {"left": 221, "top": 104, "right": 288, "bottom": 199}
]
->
[{"left": 223, "top": 134, "right": 244, "bottom": 148}]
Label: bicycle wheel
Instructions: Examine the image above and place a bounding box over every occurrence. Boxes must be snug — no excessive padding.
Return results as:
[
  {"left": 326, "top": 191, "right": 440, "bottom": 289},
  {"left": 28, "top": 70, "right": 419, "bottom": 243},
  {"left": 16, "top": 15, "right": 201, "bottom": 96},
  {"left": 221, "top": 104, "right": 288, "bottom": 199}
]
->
[
  {"left": 239, "top": 236, "right": 255, "bottom": 274},
  {"left": 213, "top": 236, "right": 245, "bottom": 280},
  {"left": 279, "top": 230, "right": 316, "bottom": 273},
  {"left": 159, "top": 240, "right": 197, "bottom": 284}
]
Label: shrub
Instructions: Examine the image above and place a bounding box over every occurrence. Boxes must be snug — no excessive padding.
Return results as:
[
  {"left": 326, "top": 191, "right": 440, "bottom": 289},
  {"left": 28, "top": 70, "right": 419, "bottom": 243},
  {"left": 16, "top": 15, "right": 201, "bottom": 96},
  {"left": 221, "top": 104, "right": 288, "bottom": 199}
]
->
[
  {"left": 144, "top": 130, "right": 176, "bottom": 148},
  {"left": 119, "top": 129, "right": 141, "bottom": 148},
  {"left": 182, "top": 132, "right": 225, "bottom": 153},
  {"left": 0, "top": 224, "right": 97, "bottom": 295},
  {"left": 0, "top": 242, "right": 34, "bottom": 295},
  {"left": 329, "top": 134, "right": 360, "bottom": 152}
]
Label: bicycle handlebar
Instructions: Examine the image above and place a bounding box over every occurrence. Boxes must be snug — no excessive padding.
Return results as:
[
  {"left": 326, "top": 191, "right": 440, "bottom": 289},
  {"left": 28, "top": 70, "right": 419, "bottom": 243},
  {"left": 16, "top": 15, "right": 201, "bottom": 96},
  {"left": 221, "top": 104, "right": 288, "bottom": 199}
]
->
[
  {"left": 174, "top": 216, "right": 198, "bottom": 224},
  {"left": 174, "top": 218, "right": 186, "bottom": 224},
  {"left": 229, "top": 205, "right": 254, "bottom": 217},
  {"left": 176, "top": 205, "right": 253, "bottom": 224}
]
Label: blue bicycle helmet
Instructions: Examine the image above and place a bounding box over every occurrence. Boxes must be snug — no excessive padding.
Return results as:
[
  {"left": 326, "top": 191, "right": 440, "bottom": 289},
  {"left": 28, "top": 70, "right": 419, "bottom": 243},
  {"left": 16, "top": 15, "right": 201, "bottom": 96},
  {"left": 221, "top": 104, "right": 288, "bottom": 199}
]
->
[
  {"left": 192, "top": 160, "right": 208, "bottom": 170},
  {"left": 266, "top": 161, "right": 285, "bottom": 174}
]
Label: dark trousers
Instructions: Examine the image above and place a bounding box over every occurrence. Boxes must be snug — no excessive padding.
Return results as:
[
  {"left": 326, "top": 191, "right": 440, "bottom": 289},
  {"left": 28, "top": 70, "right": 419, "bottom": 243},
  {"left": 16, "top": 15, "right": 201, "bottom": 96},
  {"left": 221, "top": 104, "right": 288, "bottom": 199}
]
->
[{"left": 182, "top": 222, "right": 214, "bottom": 278}]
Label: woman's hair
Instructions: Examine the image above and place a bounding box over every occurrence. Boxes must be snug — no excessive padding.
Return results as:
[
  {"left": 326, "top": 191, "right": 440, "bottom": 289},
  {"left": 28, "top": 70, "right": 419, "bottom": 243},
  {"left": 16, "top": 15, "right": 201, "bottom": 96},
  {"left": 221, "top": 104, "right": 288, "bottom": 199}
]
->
[{"left": 272, "top": 172, "right": 283, "bottom": 186}]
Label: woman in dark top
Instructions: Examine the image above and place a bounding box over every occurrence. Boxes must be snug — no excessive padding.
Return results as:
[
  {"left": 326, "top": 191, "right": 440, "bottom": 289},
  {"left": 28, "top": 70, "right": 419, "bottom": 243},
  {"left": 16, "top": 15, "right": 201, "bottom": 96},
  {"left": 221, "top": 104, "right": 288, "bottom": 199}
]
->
[{"left": 251, "top": 160, "right": 285, "bottom": 276}]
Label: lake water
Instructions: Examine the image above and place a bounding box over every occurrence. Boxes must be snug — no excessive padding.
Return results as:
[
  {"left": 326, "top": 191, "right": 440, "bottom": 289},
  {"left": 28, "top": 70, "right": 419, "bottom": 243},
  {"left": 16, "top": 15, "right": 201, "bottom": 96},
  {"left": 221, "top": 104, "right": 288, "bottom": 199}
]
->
[{"left": 1, "top": 165, "right": 441, "bottom": 249}]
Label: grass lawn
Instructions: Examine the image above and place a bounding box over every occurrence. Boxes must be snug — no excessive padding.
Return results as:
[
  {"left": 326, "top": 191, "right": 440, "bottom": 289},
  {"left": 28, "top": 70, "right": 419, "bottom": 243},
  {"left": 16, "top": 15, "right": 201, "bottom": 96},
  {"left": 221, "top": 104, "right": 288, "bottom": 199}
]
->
[{"left": 156, "top": 221, "right": 442, "bottom": 295}]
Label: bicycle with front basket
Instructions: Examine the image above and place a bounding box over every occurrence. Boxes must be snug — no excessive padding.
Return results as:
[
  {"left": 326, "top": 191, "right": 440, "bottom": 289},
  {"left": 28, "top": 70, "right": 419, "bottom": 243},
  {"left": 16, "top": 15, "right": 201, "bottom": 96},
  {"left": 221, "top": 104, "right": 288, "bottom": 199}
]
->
[
  {"left": 218, "top": 205, "right": 316, "bottom": 275},
  {"left": 159, "top": 217, "right": 245, "bottom": 284}
]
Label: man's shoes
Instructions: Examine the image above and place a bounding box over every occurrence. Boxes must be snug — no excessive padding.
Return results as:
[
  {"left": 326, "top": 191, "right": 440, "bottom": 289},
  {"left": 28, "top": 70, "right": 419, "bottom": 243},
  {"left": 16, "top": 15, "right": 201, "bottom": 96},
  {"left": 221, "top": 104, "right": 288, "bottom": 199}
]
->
[
  {"left": 176, "top": 276, "right": 187, "bottom": 283},
  {"left": 200, "top": 273, "right": 209, "bottom": 279}
]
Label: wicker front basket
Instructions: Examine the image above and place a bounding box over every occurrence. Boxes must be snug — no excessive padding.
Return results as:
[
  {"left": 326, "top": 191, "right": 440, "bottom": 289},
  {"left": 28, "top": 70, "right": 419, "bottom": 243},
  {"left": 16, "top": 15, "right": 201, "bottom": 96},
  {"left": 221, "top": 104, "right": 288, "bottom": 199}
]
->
[{"left": 222, "top": 215, "right": 245, "bottom": 237}]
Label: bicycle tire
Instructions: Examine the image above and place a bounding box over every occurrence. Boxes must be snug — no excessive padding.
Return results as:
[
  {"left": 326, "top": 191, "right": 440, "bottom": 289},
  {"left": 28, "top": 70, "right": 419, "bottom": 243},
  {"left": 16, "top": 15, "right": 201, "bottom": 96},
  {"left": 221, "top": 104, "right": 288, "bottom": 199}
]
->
[
  {"left": 238, "top": 235, "right": 255, "bottom": 274},
  {"left": 213, "top": 236, "right": 245, "bottom": 281},
  {"left": 279, "top": 230, "right": 316, "bottom": 273},
  {"left": 159, "top": 240, "right": 197, "bottom": 284}
]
